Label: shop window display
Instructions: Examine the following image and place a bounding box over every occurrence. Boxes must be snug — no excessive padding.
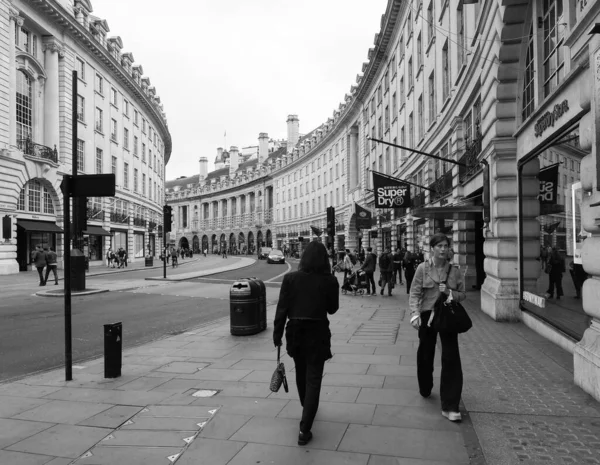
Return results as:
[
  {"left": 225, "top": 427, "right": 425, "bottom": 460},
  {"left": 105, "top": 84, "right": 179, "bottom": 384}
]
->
[{"left": 519, "top": 129, "right": 590, "bottom": 340}]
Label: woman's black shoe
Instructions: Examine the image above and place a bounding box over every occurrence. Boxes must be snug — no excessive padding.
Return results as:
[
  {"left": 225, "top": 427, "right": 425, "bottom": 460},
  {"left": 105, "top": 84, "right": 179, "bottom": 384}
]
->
[{"left": 298, "top": 431, "right": 312, "bottom": 446}]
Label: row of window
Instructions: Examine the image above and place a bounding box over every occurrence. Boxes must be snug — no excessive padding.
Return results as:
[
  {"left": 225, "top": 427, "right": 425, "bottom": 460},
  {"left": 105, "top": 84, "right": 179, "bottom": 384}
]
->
[{"left": 277, "top": 187, "right": 346, "bottom": 222}]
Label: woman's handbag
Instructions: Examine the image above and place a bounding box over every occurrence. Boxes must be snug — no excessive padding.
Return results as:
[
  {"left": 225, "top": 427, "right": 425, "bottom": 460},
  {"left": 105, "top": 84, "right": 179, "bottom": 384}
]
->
[
  {"left": 431, "top": 265, "right": 472, "bottom": 334},
  {"left": 269, "top": 346, "right": 289, "bottom": 393}
]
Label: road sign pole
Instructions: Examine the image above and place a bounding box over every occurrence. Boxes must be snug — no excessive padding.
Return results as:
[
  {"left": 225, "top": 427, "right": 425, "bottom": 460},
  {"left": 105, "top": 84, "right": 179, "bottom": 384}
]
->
[
  {"left": 61, "top": 176, "right": 73, "bottom": 381},
  {"left": 163, "top": 230, "right": 167, "bottom": 279}
]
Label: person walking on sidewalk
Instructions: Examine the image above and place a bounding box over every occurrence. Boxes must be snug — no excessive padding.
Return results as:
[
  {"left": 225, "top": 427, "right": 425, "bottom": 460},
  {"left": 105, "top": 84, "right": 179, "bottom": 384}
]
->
[
  {"left": 273, "top": 241, "right": 339, "bottom": 446},
  {"left": 545, "top": 246, "right": 565, "bottom": 300},
  {"left": 403, "top": 249, "right": 418, "bottom": 294},
  {"left": 409, "top": 233, "right": 466, "bottom": 422},
  {"left": 44, "top": 247, "right": 59, "bottom": 285},
  {"left": 342, "top": 249, "right": 353, "bottom": 282},
  {"left": 32, "top": 245, "right": 47, "bottom": 286},
  {"left": 393, "top": 247, "right": 404, "bottom": 285},
  {"left": 360, "top": 247, "right": 377, "bottom": 295},
  {"left": 379, "top": 247, "right": 394, "bottom": 296}
]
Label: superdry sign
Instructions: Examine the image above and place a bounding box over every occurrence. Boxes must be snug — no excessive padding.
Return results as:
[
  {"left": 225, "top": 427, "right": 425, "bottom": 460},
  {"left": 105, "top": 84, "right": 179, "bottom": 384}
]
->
[{"left": 372, "top": 172, "right": 411, "bottom": 208}]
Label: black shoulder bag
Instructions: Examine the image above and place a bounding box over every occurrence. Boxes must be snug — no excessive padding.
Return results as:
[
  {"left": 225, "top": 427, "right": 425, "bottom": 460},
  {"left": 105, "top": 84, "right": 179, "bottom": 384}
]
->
[
  {"left": 269, "top": 346, "right": 289, "bottom": 393},
  {"left": 431, "top": 265, "right": 472, "bottom": 334}
]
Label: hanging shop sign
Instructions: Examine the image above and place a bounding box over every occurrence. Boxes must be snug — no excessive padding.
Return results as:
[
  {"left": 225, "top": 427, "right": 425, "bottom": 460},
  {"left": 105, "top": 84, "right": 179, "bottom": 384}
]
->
[
  {"left": 372, "top": 172, "right": 411, "bottom": 208},
  {"left": 534, "top": 100, "right": 569, "bottom": 138},
  {"left": 355, "top": 203, "right": 372, "bottom": 230}
]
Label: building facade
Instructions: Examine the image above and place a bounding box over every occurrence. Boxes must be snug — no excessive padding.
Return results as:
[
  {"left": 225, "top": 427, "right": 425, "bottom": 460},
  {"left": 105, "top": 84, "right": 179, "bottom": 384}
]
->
[
  {"left": 0, "top": 0, "right": 172, "bottom": 274},
  {"left": 167, "top": 0, "right": 600, "bottom": 401}
]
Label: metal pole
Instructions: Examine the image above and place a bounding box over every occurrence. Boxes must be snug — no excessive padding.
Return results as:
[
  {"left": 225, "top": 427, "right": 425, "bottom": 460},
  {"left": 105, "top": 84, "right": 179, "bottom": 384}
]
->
[
  {"left": 62, "top": 176, "right": 72, "bottom": 381},
  {"left": 163, "top": 227, "right": 167, "bottom": 279}
]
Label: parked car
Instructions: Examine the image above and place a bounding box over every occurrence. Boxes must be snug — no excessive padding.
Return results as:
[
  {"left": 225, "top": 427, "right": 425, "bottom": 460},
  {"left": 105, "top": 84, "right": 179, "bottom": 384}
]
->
[
  {"left": 267, "top": 249, "right": 285, "bottom": 264},
  {"left": 258, "top": 247, "right": 272, "bottom": 260}
]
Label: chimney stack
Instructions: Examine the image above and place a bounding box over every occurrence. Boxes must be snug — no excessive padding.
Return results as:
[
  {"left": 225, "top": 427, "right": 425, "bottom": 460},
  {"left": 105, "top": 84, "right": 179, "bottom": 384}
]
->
[
  {"left": 229, "top": 146, "right": 239, "bottom": 177},
  {"left": 215, "top": 147, "right": 224, "bottom": 169},
  {"left": 258, "top": 133, "right": 269, "bottom": 165},
  {"left": 199, "top": 157, "right": 208, "bottom": 180},
  {"left": 286, "top": 115, "right": 299, "bottom": 154}
]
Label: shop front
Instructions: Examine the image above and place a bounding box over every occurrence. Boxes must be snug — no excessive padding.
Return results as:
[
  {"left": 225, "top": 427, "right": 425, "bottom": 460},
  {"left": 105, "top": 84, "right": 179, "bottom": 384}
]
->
[
  {"left": 16, "top": 219, "right": 62, "bottom": 271},
  {"left": 133, "top": 231, "right": 145, "bottom": 258},
  {"left": 83, "top": 225, "right": 111, "bottom": 263},
  {"left": 111, "top": 229, "right": 128, "bottom": 256}
]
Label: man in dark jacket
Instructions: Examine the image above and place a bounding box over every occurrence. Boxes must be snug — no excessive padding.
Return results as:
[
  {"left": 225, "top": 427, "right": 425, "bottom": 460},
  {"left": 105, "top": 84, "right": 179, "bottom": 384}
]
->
[
  {"left": 403, "top": 249, "right": 418, "bottom": 294},
  {"left": 360, "top": 247, "right": 377, "bottom": 295},
  {"left": 44, "top": 247, "right": 59, "bottom": 285},
  {"left": 32, "top": 245, "right": 47, "bottom": 286},
  {"left": 379, "top": 247, "right": 394, "bottom": 296}
]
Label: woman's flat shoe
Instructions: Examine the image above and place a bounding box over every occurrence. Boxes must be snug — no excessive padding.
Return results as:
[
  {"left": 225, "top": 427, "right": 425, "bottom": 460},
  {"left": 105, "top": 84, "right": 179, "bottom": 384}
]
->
[
  {"left": 442, "top": 411, "right": 462, "bottom": 422},
  {"left": 298, "top": 431, "right": 313, "bottom": 445}
]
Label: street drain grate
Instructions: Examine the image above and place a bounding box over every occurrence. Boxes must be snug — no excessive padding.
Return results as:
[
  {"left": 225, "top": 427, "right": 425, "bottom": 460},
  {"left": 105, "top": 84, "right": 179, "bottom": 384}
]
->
[{"left": 349, "top": 308, "right": 405, "bottom": 344}]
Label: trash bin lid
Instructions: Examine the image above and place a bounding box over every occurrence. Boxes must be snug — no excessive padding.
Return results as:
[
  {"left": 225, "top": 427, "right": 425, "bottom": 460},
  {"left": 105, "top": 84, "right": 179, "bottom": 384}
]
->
[{"left": 231, "top": 281, "right": 251, "bottom": 295}]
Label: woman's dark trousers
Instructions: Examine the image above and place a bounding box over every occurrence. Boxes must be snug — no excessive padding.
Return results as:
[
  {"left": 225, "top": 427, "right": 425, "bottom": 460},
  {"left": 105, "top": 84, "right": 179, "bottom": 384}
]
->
[
  {"left": 405, "top": 269, "right": 415, "bottom": 294},
  {"left": 365, "top": 271, "right": 376, "bottom": 294},
  {"left": 293, "top": 352, "right": 325, "bottom": 434},
  {"left": 417, "top": 311, "right": 463, "bottom": 412}
]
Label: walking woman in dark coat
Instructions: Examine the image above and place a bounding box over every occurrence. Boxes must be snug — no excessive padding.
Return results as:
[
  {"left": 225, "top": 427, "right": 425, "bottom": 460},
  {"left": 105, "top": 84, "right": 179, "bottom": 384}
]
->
[{"left": 273, "top": 241, "right": 339, "bottom": 446}]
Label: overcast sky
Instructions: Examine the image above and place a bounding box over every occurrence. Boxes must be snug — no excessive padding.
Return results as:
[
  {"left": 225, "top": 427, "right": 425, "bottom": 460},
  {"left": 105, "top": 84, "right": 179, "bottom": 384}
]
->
[{"left": 92, "top": 0, "right": 389, "bottom": 180}]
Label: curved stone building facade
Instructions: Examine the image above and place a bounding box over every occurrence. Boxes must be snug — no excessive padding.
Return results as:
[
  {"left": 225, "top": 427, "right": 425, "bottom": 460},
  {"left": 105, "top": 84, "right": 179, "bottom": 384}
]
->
[
  {"left": 0, "top": 0, "right": 172, "bottom": 274},
  {"left": 167, "top": 0, "right": 600, "bottom": 401}
]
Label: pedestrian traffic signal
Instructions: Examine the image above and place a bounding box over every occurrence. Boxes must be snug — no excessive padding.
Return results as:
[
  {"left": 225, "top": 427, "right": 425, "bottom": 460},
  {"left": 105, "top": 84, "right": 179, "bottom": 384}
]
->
[
  {"left": 326, "top": 206, "right": 335, "bottom": 236},
  {"left": 163, "top": 205, "right": 172, "bottom": 233}
]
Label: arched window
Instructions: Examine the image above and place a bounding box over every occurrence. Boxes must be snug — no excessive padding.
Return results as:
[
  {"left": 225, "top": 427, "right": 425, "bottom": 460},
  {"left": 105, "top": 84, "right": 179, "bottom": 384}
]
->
[
  {"left": 17, "top": 180, "right": 55, "bottom": 214},
  {"left": 16, "top": 70, "right": 33, "bottom": 142}
]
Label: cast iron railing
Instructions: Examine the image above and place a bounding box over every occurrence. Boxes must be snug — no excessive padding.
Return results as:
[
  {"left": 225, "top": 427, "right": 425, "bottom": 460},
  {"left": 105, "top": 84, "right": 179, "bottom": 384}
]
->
[
  {"left": 18, "top": 137, "right": 58, "bottom": 163},
  {"left": 458, "top": 134, "right": 482, "bottom": 184},
  {"left": 430, "top": 170, "right": 453, "bottom": 201}
]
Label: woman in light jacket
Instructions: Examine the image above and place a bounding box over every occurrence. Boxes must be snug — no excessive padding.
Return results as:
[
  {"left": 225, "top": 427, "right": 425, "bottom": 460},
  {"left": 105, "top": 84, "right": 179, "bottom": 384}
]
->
[
  {"left": 273, "top": 241, "right": 339, "bottom": 446},
  {"left": 409, "top": 233, "right": 466, "bottom": 422}
]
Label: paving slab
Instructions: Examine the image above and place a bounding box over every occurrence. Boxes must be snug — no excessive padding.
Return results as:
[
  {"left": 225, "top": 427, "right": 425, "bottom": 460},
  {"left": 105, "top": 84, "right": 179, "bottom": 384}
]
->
[
  {"left": 0, "top": 395, "right": 51, "bottom": 418},
  {"left": 367, "top": 455, "right": 459, "bottom": 465},
  {"left": 198, "top": 413, "right": 252, "bottom": 439},
  {"left": 191, "top": 396, "right": 288, "bottom": 417},
  {"left": 356, "top": 387, "right": 430, "bottom": 407},
  {"left": 73, "top": 445, "right": 183, "bottom": 465},
  {"left": 5, "top": 424, "right": 109, "bottom": 459},
  {"left": 322, "top": 373, "right": 385, "bottom": 388},
  {"left": 120, "top": 416, "right": 208, "bottom": 431},
  {"left": 116, "top": 376, "right": 172, "bottom": 391},
  {"left": 45, "top": 387, "right": 172, "bottom": 406},
  {"left": 0, "top": 450, "right": 57, "bottom": 465},
  {"left": 97, "top": 429, "right": 190, "bottom": 447},
  {"left": 226, "top": 442, "right": 370, "bottom": 465},
  {"left": 371, "top": 404, "right": 461, "bottom": 431},
  {"left": 0, "top": 418, "right": 55, "bottom": 448},
  {"left": 13, "top": 400, "right": 113, "bottom": 425},
  {"left": 277, "top": 399, "right": 376, "bottom": 425},
  {"left": 77, "top": 405, "right": 142, "bottom": 428},
  {"left": 338, "top": 424, "right": 469, "bottom": 463},
  {"left": 175, "top": 437, "right": 246, "bottom": 465},
  {"left": 0, "top": 383, "right": 62, "bottom": 398},
  {"left": 269, "top": 385, "right": 361, "bottom": 403},
  {"left": 178, "top": 368, "right": 252, "bottom": 381},
  {"left": 323, "top": 362, "right": 371, "bottom": 374},
  {"left": 153, "top": 361, "right": 209, "bottom": 374},
  {"left": 229, "top": 416, "right": 348, "bottom": 450}
]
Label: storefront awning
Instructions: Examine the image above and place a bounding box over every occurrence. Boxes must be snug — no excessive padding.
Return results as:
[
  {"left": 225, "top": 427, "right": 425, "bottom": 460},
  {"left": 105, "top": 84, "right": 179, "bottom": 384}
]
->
[
  {"left": 410, "top": 205, "right": 483, "bottom": 220},
  {"left": 83, "top": 225, "right": 112, "bottom": 236},
  {"left": 17, "top": 219, "right": 63, "bottom": 233}
]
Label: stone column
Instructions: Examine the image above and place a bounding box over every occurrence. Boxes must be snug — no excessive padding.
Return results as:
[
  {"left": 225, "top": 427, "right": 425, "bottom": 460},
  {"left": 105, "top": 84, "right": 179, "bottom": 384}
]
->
[
  {"left": 481, "top": 140, "right": 520, "bottom": 321},
  {"left": 349, "top": 126, "right": 359, "bottom": 189},
  {"left": 454, "top": 219, "right": 478, "bottom": 289},
  {"left": 8, "top": 8, "right": 22, "bottom": 150},
  {"left": 42, "top": 38, "right": 64, "bottom": 154},
  {"left": 573, "top": 46, "right": 600, "bottom": 401},
  {"left": 405, "top": 216, "right": 415, "bottom": 252}
]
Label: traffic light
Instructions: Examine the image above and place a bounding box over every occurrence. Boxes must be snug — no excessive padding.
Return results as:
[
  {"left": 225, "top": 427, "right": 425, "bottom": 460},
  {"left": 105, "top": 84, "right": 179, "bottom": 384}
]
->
[
  {"left": 163, "top": 205, "right": 172, "bottom": 233},
  {"left": 326, "top": 206, "right": 335, "bottom": 236}
]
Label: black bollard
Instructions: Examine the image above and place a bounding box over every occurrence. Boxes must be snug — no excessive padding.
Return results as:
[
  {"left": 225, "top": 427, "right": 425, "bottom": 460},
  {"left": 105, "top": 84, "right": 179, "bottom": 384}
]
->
[{"left": 104, "top": 322, "right": 122, "bottom": 378}]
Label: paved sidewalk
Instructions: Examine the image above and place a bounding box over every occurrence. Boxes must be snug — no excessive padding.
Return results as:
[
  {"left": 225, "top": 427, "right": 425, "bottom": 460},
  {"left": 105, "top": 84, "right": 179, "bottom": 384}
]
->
[{"left": 0, "top": 284, "right": 599, "bottom": 464}]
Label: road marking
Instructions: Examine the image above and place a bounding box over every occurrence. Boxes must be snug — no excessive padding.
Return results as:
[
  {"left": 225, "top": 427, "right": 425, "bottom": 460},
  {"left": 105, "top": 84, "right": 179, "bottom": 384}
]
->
[{"left": 266, "top": 262, "right": 292, "bottom": 283}]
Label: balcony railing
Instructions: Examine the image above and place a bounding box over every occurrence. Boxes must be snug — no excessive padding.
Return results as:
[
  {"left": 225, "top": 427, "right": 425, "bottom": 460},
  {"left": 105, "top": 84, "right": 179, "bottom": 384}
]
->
[
  {"left": 133, "top": 216, "right": 145, "bottom": 227},
  {"left": 148, "top": 220, "right": 157, "bottom": 231},
  {"left": 412, "top": 191, "right": 426, "bottom": 208},
  {"left": 18, "top": 137, "right": 58, "bottom": 163},
  {"left": 87, "top": 206, "right": 103, "bottom": 220},
  {"left": 430, "top": 170, "right": 453, "bottom": 202},
  {"left": 458, "top": 135, "right": 482, "bottom": 184}
]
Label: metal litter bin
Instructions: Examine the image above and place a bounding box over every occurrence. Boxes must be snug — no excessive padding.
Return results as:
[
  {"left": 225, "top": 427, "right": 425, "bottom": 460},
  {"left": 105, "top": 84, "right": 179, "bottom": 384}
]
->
[
  {"left": 230, "top": 278, "right": 265, "bottom": 336},
  {"left": 104, "top": 322, "right": 122, "bottom": 378}
]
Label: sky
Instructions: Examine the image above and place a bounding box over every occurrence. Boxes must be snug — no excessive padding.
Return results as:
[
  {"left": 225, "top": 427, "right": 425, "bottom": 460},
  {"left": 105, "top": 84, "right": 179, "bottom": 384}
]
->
[{"left": 91, "top": 0, "right": 389, "bottom": 180}]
